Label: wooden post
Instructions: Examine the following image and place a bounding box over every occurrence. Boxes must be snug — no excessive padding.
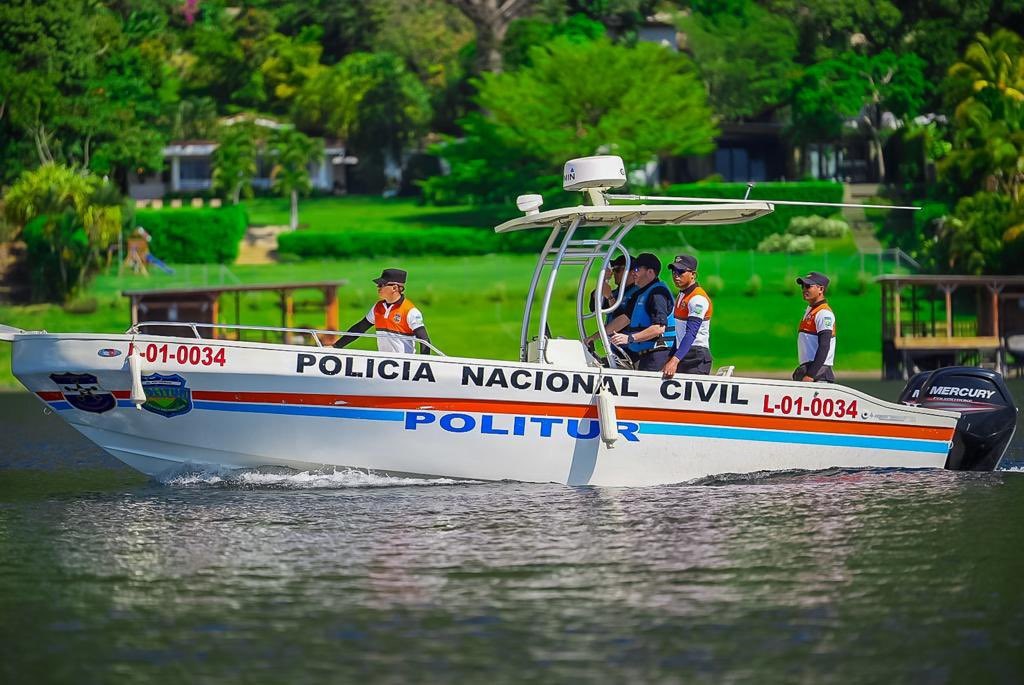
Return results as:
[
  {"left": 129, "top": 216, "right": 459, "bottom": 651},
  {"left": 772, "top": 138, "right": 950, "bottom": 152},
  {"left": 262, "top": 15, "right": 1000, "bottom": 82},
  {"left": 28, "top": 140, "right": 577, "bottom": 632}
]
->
[
  {"left": 211, "top": 296, "right": 220, "bottom": 339},
  {"left": 942, "top": 285, "right": 954, "bottom": 337},
  {"left": 893, "top": 284, "right": 902, "bottom": 340},
  {"left": 988, "top": 282, "right": 1003, "bottom": 338},
  {"left": 324, "top": 286, "right": 339, "bottom": 331},
  {"left": 281, "top": 290, "right": 294, "bottom": 330}
]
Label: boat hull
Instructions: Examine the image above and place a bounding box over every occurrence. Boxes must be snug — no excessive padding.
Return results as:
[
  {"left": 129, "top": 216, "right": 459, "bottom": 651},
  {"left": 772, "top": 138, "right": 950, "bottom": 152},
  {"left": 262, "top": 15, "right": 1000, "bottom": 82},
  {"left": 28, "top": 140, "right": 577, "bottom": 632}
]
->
[{"left": 12, "top": 333, "right": 959, "bottom": 486}]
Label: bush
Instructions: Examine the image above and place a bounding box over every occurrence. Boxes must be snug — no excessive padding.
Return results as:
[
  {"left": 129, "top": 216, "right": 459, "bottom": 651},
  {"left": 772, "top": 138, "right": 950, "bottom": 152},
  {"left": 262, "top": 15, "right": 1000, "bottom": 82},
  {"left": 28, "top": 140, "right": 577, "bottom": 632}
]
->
[
  {"left": 662, "top": 181, "right": 844, "bottom": 250},
  {"left": 757, "top": 233, "right": 815, "bottom": 253},
  {"left": 847, "top": 271, "right": 873, "bottom": 295},
  {"left": 787, "top": 215, "right": 849, "bottom": 237},
  {"left": 62, "top": 296, "right": 98, "bottom": 314},
  {"left": 134, "top": 206, "right": 248, "bottom": 264},
  {"left": 743, "top": 274, "right": 762, "bottom": 297},
  {"left": 703, "top": 274, "right": 725, "bottom": 296},
  {"left": 780, "top": 269, "right": 799, "bottom": 296}
]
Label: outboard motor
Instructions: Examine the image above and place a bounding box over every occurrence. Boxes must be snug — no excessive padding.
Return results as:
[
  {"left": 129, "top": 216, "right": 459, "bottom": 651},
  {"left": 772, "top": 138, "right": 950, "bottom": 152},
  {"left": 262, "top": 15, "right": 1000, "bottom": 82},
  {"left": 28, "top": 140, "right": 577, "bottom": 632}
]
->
[{"left": 899, "top": 367, "right": 1018, "bottom": 471}]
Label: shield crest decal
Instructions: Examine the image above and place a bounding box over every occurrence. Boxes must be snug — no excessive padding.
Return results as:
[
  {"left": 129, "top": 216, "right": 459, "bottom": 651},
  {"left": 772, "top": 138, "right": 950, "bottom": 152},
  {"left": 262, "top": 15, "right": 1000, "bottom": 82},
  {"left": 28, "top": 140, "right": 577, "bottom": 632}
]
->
[
  {"left": 141, "top": 373, "right": 193, "bottom": 418},
  {"left": 49, "top": 373, "right": 117, "bottom": 414}
]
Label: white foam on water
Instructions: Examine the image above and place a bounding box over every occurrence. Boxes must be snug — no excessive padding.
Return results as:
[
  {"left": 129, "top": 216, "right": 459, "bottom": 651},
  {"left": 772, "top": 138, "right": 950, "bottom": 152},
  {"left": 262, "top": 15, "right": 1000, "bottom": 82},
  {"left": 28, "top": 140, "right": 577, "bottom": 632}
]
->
[{"left": 160, "top": 466, "right": 476, "bottom": 489}]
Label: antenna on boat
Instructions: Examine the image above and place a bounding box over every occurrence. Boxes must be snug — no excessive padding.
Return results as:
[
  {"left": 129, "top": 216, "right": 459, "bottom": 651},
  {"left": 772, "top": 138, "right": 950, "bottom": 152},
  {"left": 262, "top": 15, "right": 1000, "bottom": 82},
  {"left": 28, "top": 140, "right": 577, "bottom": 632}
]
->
[{"left": 562, "top": 156, "right": 627, "bottom": 206}]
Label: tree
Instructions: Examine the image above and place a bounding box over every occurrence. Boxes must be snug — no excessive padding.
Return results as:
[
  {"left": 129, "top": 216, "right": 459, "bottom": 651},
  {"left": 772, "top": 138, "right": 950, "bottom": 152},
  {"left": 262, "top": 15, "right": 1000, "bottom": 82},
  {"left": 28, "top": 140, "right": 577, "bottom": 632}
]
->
[
  {"left": 475, "top": 36, "right": 717, "bottom": 171},
  {"left": 946, "top": 29, "right": 1024, "bottom": 111},
  {"left": 4, "top": 164, "right": 123, "bottom": 299},
  {"left": 212, "top": 122, "right": 260, "bottom": 205},
  {"left": 268, "top": 128, "right": 323, "bottom": 230},
  {"left": 679, "top": 2, "right": 799, "bottom": 122},
  {"left": 293, "top": 52, "right": 432, "bottom": 188},
  {"left": 790, "top": 50, "right": 926, "bottom": 181},
  {"left": 424, "top": 36, "right": 717, "bottom": 204},
  {"left": 448, "top": 0, "right": 534, "bottom": 74}
]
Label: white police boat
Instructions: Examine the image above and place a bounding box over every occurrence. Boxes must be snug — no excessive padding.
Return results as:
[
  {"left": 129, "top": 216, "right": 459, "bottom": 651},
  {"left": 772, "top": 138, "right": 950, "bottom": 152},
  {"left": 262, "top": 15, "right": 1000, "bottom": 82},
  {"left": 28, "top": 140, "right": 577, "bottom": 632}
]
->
[{"left": 1, "top": 156, "right": 1016, "bottom": 485}]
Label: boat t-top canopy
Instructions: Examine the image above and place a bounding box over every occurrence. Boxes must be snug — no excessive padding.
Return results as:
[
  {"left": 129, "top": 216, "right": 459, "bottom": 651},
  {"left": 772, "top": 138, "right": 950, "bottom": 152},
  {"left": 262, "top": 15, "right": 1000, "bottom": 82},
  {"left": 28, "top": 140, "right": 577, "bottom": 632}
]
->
[
  {"left": 506, "top": 156, "right": 777, "bottom": 367},
  {"left": 494, "top": 202, "right": 773, "bottom": 233}
]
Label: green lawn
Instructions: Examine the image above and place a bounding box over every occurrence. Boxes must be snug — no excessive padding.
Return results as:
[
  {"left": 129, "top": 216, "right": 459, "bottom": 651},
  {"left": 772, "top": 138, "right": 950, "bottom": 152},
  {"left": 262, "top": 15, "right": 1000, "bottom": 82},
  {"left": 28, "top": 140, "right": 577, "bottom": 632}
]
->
[
  {"left": 0, "top": 196, "right": 885, "bottom": 389},
  {"left": 244, "top": 195, "right": 510, "bottom": 233}
]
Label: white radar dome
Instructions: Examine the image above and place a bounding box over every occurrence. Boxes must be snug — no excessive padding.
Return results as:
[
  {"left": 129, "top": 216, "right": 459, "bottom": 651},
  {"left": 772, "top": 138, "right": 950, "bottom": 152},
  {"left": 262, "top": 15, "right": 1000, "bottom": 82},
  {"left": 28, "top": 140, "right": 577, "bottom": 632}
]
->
[{"left": 562, "top": 156, "right": 626, "bottom": 192}]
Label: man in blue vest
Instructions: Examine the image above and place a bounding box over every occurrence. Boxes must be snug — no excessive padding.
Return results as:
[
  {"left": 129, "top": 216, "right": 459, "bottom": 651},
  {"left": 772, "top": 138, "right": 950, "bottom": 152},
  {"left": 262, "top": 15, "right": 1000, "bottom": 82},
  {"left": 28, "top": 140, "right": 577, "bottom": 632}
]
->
[{"left": 607, "top": 253, "right": 676, "bottom": 371}]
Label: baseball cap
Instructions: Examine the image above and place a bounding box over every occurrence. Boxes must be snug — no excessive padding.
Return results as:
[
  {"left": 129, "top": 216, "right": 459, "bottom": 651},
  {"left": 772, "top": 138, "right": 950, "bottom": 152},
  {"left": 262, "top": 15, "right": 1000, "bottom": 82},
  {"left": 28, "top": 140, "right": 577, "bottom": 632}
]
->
[
  {"left": 373, "top": 268, "right": 407, "bottom": 286},
  {"left": 670, "top": 254, "right": 698, "bottom": 272},
  {"left": 796, "top": 271, "right": 830, "bottom": 288},
  {"left": 634, "top": 253, "right": 661, "bottom": 273}
]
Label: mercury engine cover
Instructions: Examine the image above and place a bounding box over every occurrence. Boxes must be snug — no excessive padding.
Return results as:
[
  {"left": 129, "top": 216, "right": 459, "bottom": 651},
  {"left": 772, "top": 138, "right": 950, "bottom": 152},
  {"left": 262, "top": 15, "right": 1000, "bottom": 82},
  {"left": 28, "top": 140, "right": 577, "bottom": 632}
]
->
[{"left": 899, "top": 367, "right": 1018, "bottom": 471}]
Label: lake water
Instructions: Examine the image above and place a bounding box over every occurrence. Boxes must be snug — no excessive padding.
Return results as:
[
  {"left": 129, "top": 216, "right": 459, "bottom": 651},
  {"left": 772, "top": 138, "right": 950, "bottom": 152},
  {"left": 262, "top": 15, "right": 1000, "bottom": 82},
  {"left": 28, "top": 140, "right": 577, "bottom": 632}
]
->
[{"left": 2, "top": 385, "right": 1023, "bottom": 683}]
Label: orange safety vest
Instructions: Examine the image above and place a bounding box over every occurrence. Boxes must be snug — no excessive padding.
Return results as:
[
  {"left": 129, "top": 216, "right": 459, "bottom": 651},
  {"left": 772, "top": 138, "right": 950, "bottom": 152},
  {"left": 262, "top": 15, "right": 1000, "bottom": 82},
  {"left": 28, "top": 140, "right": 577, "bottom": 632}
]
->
[
  {"left": 798, "top": 301, "right": 837, "bottom": 337},
  {"left": 373, "top": 298, "right": 417, "bottom": 335},
  {"left": 674, "top": 286, "right": 714, "bottom": 320}
]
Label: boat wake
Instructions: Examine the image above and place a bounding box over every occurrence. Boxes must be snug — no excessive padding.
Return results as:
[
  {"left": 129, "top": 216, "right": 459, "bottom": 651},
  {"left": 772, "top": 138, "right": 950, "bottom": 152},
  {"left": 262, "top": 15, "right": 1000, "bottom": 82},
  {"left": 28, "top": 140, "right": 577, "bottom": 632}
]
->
[{"left": 158, "top": 465, "right": 479, "bottom": 489}]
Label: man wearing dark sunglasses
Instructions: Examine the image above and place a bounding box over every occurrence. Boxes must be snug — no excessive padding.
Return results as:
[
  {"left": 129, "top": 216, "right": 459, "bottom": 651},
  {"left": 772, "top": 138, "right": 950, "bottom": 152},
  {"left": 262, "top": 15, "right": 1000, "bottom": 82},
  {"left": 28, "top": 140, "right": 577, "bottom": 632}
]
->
[
  {"left": 662, "top": 254, "right": 713, "bottom": 377},
  {"left": 333, "top": 267, "right": 433, "bottom": 354},
  {"left": 606, "top": 253, "right": 676, "bottom": 371},
  {"left": 794, "top": 271, "right": 835, "bottom": 382}
]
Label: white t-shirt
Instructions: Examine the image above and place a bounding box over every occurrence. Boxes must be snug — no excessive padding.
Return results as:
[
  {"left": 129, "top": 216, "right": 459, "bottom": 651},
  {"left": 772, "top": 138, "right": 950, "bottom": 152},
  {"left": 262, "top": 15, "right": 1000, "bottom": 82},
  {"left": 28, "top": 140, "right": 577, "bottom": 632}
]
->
[
  {"left": 364, "top": 303, "right": 425, "bottom": 354},
  {"left": 797, "top": 305, "right": 836, "bottom": 366},
  {"left": 673, "top": 292, "right": 712, "bottom": 349}
]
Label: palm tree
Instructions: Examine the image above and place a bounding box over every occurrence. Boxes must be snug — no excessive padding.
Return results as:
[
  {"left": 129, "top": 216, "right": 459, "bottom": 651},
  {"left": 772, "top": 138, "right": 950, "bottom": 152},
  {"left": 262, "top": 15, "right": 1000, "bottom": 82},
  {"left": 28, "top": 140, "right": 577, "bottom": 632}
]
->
[
  {"left": 212, "top": 122, "right": 259, "bottom": 205},
  {"left": 268, "top": 128, "right": 323, "bottom": 230},
  {"left": 948, "top": 29, "right": 1024, "bottom": 109}
]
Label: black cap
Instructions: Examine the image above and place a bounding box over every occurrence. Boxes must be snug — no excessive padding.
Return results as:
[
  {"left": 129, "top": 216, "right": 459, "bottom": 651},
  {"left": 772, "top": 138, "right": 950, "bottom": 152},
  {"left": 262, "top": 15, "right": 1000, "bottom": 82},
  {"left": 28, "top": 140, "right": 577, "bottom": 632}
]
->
[
  {"left": 670, "top": 254, "right": 698, "bottom": 272},
  {"left": 373, "top": 268, "right": 408, "bottom": 286},
  {"left": 796, "top": 271, "right": 830, "bottom": 288},
  {"left": 610, "top": 253, "right": 634, "bottom": 268},
  {"left": 634, "top": 252, "right": 661, "bottom": 273}
]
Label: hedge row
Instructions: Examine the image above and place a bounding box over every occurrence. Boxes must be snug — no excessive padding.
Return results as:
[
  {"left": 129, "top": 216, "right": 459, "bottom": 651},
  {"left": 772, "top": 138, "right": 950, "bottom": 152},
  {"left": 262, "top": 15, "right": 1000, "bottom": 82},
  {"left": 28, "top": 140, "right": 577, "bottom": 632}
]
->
[
  {"left": 134, "top": 205, "right": 248, "bottom": 264},
  {"left": 660, "top": 181, "right": 845, "bottom": 250},
  {"left": 277, "top": 226, "right": 551, "bottom": 259}
]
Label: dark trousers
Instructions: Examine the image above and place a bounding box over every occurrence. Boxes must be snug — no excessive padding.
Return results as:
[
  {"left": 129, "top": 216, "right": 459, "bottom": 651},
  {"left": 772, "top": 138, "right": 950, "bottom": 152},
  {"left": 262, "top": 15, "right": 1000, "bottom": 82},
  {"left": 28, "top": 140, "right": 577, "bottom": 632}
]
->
[
  {"left": 792, "top": 363, "right": 835, "bottom": 383},
  {"left": 636, "top": 347, "right": 672, "bottom": 372},
  {"left": 676, "top": 346, "right": 713, "bottom": 375}
]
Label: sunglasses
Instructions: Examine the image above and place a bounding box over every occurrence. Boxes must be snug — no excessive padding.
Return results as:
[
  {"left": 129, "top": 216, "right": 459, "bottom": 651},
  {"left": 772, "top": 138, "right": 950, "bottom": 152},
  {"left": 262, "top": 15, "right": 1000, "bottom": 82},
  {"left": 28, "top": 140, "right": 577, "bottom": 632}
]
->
[{"left": 377, "top": 282, "right": 402, "bottom": 288}]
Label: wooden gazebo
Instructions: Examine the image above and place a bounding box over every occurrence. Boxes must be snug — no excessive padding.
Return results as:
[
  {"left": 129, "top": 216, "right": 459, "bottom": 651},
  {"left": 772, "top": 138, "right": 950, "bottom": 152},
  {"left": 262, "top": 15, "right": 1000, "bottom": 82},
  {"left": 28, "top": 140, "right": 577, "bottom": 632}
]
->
[
  {"left": 878, "top": 274, "right": 1024, "bottom": 379},
  {"left": 124, "top": 281, "right": 347, "bottom": 340}
]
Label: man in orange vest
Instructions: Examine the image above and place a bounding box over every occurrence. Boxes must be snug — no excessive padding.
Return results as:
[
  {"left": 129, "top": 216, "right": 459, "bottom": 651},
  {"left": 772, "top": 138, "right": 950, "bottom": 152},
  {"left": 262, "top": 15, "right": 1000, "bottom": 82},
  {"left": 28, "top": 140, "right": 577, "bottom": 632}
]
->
[
  {"left": 794, "top": 271, "right": 835, "bottom": 382},
  {"left": 333, "top": 268, "right": 433, "bottom": 354},
  {"left": 662, "top": 254, "right": 713, "bottom": 377}
]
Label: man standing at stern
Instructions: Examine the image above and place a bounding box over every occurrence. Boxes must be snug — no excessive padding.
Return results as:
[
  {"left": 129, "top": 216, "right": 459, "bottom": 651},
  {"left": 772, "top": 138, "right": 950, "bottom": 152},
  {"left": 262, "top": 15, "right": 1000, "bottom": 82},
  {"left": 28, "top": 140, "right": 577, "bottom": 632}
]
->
[
  {"left": 793, "top": 271, "right": 835, "bottom": 382},
  {"left": 333, "top": 268, "right": 433, "bottom": 354},
  {"left": 662, "top": 254, "right": 713, "bottom": 378}
]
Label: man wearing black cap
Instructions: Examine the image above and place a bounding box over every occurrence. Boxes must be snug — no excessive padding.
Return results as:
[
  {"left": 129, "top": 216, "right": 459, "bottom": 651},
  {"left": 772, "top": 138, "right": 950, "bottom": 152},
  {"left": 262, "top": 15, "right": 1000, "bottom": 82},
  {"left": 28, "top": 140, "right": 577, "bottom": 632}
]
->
[
  {"left": 605, "top": 252, "right": 676, "bottom": 371},
  {"left": 588, "top": 253, "right": 637, "bottom": 324},
  {"left": 663, "top": 254, "right": 713, "bottom": 377},
  {"left": 333, "top": 268, "right": 433, "bottom": 354},
  {"left": 794, "top": 271, "right": 835, "bottom": 382}
]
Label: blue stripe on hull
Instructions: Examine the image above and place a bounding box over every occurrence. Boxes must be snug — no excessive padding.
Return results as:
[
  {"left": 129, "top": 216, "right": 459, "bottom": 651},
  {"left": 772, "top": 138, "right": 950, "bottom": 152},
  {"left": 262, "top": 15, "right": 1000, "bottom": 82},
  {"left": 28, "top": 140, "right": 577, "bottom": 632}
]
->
[{"left": 638, "top": 422, "right": 949, "bottom": 454}]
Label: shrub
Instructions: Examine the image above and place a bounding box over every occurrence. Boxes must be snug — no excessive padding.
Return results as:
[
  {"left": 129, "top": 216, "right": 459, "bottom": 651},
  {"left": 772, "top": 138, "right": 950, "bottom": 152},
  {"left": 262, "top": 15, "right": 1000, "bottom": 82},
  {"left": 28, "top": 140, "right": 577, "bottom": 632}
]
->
[
  {"left": 62, "top": 296, "right": 98, "bottom": 314},
  {"left": 662, "top": 181, "right": 844, "bottom": 250},
  {"left": 134, "top": 206, "right": 248, "bottom": 264},
  {"left": 744, "top": 274, "right": 762, "bottom": 297},
  {"left": 703, "top": 274, "right": 725, "bottom": 296},
  {"left": 757, "top": 233, "right": 815, "bottom": 253},
  {"left": 780, "top": 269, "right": 799, "bottom": 296},
  {"left": 787, "top": 215, "right": 849, "bottom": 237},
  {"left": 846, "top": 271, "right": 872, "bottom": 295}
]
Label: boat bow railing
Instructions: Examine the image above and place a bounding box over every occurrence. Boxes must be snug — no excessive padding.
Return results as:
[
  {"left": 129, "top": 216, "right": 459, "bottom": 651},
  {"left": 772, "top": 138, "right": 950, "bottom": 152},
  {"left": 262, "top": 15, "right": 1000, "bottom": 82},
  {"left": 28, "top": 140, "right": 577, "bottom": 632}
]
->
[{"left": 126, "top": 322, "right": 446, "bottom": 355}]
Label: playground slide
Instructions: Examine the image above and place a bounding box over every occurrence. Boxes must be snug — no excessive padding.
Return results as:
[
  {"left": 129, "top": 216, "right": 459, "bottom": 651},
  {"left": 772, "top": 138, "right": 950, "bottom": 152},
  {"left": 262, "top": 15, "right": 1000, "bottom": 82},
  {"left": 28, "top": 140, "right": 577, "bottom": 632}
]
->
[{"left": 146, "top": 254, "right": 175, "bottom": 274}]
